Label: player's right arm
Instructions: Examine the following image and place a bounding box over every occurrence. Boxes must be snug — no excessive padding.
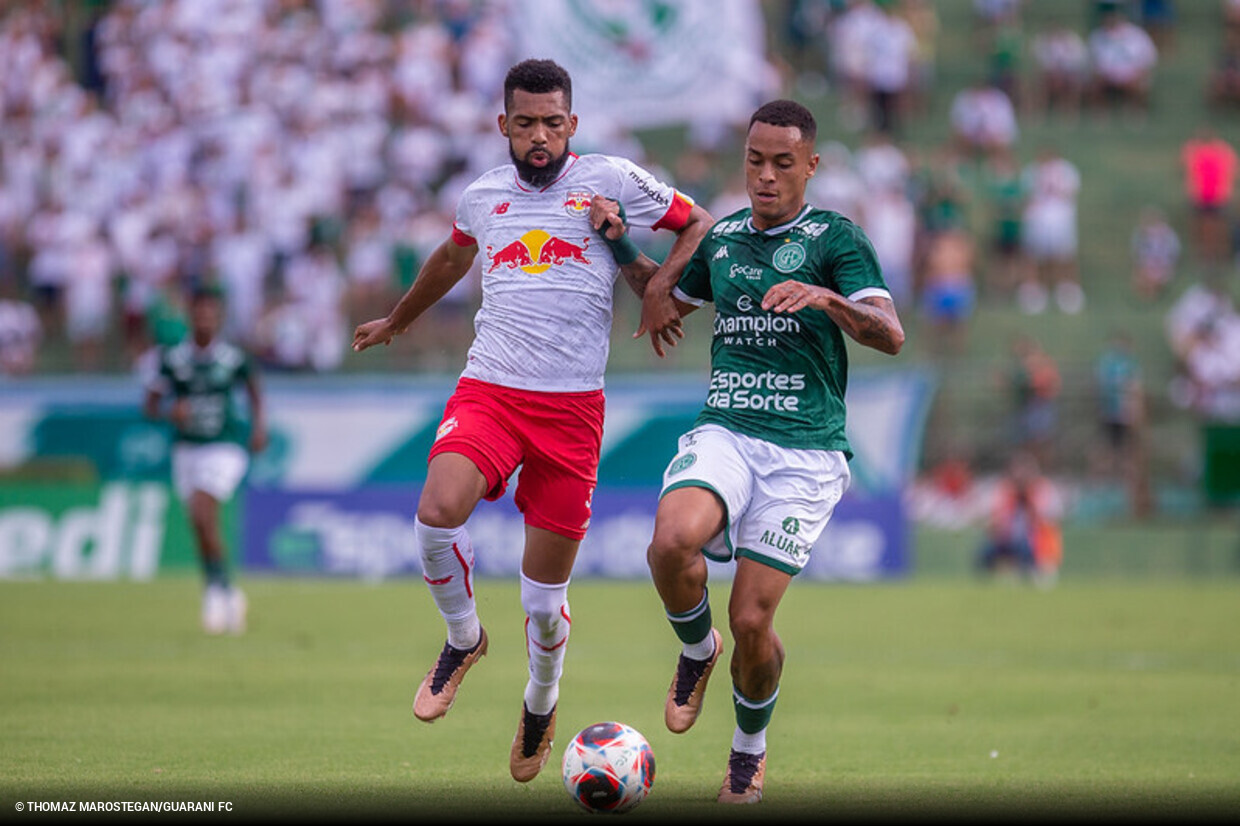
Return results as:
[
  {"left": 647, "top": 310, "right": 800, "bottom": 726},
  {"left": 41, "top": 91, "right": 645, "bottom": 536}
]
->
[{"left": 352, "top": 237, "right": 478, "bottom": 352}]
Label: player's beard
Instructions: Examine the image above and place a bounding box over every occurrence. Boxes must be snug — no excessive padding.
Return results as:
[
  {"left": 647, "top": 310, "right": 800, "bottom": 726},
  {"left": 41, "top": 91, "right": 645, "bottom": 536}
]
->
[{"left": 511, "top": 141, "right": 571, "bottom": 188}]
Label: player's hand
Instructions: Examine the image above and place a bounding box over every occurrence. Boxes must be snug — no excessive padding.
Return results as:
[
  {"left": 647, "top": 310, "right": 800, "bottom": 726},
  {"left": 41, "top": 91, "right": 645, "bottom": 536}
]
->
[
  {"left": 635, "top": 289, "right": 683, "bottom": 359},
  {"left": 762, "top": 280, "right": 830, "bottom": 314},
  {"left": 169, "top": 398, "right": 190, "bottom": 427},
  {"left": 589, "top": 194, "right": 626, "bottom": 240},
  {"left": 352, "top": 318, "right": 397, "bottom": 352}
]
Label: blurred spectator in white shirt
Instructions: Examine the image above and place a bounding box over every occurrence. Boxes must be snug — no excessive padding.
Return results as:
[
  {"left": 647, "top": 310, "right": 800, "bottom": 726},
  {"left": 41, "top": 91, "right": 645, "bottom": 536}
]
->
[
  {"left": 949, "top": 78, "right": 1019, "bottom": 162},
  {"left": 1030, "top": 23, "right": 1089, "bottom": 125},
  {"left": 809, "top": 141, "right": 867, "bottom": 223},
  {"left": 1087, "top": 5, "right": 1158, "bottom": 123}
]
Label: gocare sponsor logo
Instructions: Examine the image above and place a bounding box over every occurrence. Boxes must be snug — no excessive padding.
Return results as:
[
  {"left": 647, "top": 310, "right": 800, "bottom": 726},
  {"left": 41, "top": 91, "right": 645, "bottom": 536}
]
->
[
  {"left": 706, "top": 370, "right": 805, "bottom": 412},
  {"left": 729, "top": 263, "right": 763, "bottom": 280},
  {"left": 628, "top": 170, "right": 669, "bottom": 206}
]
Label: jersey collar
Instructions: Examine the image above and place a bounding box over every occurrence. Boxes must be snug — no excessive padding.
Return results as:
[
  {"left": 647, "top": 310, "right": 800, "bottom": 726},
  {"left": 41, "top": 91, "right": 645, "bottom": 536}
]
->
[
  {"left": 513, "top": 152, "right": 580, "bottom": 192},
  {"left": 746, "top": 204, "right": 813, "bottom": 236}
]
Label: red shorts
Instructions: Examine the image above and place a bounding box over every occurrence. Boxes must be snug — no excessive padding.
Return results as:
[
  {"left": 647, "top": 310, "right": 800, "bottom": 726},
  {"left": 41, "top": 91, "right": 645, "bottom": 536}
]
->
[{"left": 429, "top": 378, "right": 604, "bottom": 540}]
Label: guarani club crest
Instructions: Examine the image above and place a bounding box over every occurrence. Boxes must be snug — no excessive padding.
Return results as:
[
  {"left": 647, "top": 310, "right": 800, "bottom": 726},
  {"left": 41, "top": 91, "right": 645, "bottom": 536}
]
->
[
  {"left": 667, "top": 452, "right": 696, "bottom": 475},
  {"left": 772, "top": 240, "right": 807, "bottom": 274}
]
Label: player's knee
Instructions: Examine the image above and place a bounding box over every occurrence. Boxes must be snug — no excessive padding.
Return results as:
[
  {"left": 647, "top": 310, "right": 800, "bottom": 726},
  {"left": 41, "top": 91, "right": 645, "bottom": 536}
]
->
[
  {"left": 415, "top": 495, "right": 473, "bottom": 529},
  {"left": 728, "top": 606, "right": 775, "bottom": 649},
  {"left": 648, "top": 522, "right": 706, "bottom": 565},
  {"left": 520, "top": 575, "right": 569, "bottom": 636}
]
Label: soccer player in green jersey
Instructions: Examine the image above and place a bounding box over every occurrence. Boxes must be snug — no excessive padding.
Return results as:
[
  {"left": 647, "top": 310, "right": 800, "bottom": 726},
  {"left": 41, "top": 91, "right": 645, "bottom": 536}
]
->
[
  {"left": 610, "top": 99, "right": 905, "bottom": 803},
  {"left": 143, "top": 285, "right": 268, "bottom": 635}
]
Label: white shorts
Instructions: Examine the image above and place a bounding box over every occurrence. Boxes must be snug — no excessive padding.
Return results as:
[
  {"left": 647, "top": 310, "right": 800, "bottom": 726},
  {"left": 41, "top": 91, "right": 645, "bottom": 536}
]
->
[
  {"left": 1022, "top": 211, "right": 1077, "bottom": 261},
  {"left": 659, "top": 424, "right": 851, "bottom": 575},
  {"left": 171, "top": 442, "right": 250, "bottom": 502}
]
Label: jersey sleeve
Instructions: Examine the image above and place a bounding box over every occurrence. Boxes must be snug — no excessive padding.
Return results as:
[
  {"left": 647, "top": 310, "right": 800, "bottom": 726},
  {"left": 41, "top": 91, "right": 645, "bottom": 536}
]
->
[
  {"left": 605, "top": 156, "right": 695, "bottom": 233},
  {"left": 451, "top": 183, "right": 480, "bottom": 247},
  {"left": 674, "top": 238, "right": 714, "bottom": 305},
  {"left": 819, "top": 218, "right": 890, "bottom": 301}
]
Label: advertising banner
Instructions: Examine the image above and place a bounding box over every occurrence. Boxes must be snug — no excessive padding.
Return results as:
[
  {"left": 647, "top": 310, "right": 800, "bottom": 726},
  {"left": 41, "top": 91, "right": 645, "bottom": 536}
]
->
[
  {"left": 0, "top": 371, "right": 930, "bottom": 581},
  {"left": 0, "top": 482, "right": 218, "bottom": 580},
  {"left": 242, "top": 485, "right": 907, "bottom": 582}
]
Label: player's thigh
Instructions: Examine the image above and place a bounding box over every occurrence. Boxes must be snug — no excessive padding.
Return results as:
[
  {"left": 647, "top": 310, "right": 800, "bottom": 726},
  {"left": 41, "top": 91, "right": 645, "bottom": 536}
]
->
[
  {"left": 658, "top": 425, "right": 754, "bottom": 562},
  {"left": 424, "top": 380, "right": 525, "bottom": 522},
  {"left": 651, "top": 485, "right": 727, "bottom": 555},
  {"left": 511, "top": 390, "right": 604, "bottom": 542},
  {"left": 172, "top": 442, "right": 248, "bottom": 503},
  {"left": 734, "top": 447, "right": 850, "bottom": 575},
  {"left": 417, "top": 451, "right": 492, "bottom": 527}
]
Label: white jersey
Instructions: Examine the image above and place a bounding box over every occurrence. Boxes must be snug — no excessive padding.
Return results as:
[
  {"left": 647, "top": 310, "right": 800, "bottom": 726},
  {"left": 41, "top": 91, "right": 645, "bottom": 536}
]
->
[{"left": 451, "top": 153, "right": 693, "bottom": 392}]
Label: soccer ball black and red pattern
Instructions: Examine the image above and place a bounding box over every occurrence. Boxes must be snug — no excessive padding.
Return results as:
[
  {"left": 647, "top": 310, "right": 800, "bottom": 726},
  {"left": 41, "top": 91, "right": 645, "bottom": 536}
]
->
[{"left": 561, "top": 721, "right": 656, "bottom": 814}]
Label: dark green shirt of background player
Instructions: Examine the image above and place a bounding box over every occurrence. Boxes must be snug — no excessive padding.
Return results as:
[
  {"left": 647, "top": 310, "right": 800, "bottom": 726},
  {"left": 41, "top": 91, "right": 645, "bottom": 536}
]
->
[
  {"left": 675, "top": 205, "right": 890, "bottom": 457},
  {"left": 156, "top": 340, "right": 255, "bottom": 445}
]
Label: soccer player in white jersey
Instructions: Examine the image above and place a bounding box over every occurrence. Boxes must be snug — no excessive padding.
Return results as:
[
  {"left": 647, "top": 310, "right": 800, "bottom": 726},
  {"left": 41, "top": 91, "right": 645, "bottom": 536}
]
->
[
  {"left": 351, "top": 59, "right": 711, "bottom": 783},
  {"left": 603, "top": 100, "right": 904, "bottom": 803}
]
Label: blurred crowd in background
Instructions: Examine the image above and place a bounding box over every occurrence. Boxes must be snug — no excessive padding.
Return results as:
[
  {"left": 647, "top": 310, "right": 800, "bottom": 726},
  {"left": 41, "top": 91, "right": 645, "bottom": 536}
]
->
[{"left": 1, "top": 0, "right": 1239, "bottom": 493}]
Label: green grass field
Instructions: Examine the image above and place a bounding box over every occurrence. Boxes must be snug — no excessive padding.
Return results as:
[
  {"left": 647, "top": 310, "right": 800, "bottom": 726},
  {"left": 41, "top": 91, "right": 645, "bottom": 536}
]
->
[{"left": 3, "top": 576, "right": 1238, "bottom": 822}]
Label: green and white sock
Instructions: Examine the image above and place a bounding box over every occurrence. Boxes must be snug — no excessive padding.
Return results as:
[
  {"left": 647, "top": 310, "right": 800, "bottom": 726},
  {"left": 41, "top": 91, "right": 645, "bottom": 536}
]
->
[{"left": 667, "top": 589, "right": 715, "bottom": 660}]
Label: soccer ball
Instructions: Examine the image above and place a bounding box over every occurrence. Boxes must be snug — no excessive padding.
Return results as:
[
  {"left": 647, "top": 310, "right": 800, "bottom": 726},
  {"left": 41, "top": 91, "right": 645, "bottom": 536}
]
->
[{"left": 561, "top": 721, "right": 656, "bottom": 814}]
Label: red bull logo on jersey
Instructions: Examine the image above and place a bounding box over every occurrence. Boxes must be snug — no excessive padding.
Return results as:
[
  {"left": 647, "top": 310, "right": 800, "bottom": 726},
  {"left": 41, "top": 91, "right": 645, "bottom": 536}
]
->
[
  {"left": 563, "top": 191, "right": 591, "bottom": 215},
  {"left": 486, "top": 229, "right": 591, "bottom": 274}
]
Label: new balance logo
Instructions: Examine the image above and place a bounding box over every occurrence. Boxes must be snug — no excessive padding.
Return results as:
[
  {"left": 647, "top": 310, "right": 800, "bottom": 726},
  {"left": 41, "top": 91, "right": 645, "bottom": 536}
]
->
[{"left": 492, "top": 202, "right": 511, "bottom": 215}]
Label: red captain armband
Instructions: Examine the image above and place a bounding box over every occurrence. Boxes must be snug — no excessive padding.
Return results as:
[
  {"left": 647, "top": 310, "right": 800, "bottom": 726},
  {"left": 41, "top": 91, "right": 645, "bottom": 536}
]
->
[
  {"left": 652, "top": 192, "right": 694, "bottom": 232},
  {"left": 451, "top": 225, "right": 476, "bottom": 247}
]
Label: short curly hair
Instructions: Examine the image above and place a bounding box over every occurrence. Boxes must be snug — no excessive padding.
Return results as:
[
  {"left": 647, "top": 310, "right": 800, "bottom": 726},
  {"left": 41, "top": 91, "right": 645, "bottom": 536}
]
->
[
  {"left": 504, "top": 59, "right": 573, "bottom": 112},
  {"left": 749, "top": 99, "right": 817, "bottom": 145}
]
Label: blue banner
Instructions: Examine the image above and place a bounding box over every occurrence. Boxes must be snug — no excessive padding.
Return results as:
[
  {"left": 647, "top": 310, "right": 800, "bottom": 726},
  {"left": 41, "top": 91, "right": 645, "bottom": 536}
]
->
[{"left": 242, "top": 485, "right": 907, "bottom": 582}]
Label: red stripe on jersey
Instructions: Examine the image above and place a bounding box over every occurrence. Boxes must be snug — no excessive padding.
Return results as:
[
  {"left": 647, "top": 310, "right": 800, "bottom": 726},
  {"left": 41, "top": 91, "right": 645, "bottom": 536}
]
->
[
  {"left": 653, "top": 192, "right": 694, "bottom": 232},
  {"left": 451, "top": 224, "right": 476, "bottom": 247}
]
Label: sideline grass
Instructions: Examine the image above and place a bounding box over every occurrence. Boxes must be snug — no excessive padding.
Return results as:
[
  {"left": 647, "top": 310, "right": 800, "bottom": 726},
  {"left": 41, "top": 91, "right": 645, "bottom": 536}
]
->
[{"left": 2, "top": 577, "right": 1238, "bottom": 822}]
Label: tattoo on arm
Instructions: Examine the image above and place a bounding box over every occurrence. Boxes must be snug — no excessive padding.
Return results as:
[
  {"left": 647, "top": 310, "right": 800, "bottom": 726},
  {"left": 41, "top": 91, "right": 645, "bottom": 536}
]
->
[{"left": 826, "top": 296, "right": 905, "bottom": 355}]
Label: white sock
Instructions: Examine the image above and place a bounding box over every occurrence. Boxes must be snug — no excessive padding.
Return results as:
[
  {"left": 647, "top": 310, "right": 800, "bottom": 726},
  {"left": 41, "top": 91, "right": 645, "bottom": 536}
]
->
[
  {"left": 732, "top": 726, "right": 767, "bottom": 755},
  {"left": 415, "top": 518, "right": 480, "bottom": 651},
  {"left": 683, "top": 629, "right": 717, "bottom": 661},
  {"left": 521, "top": 573, "right": 570, "bottom": 715}
]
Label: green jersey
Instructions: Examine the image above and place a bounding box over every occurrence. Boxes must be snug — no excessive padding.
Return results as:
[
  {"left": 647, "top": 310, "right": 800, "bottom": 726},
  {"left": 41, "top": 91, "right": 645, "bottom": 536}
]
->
[
  {"left": 153, "top": 339, "right": 255, "bottom": 445},
  {"left": 675, "top": 205, "right": 890, "bottom": 457}
]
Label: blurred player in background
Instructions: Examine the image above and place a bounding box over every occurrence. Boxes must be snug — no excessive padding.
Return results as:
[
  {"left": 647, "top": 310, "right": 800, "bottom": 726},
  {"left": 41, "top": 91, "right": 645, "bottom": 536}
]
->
[
  {"left": 143, "top": 284, "right": 267, "bottom": 635},
  {"left": 602, "top": 100, "right": 904, "bottom": 803},
  {"left": 351, "top": 58, "right": 711, "bottom": 783}
]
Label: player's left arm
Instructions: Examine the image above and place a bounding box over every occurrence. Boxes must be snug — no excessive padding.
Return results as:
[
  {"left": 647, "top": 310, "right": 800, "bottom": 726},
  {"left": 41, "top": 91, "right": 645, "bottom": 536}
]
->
[
  {"left": 762, "top": 282, "right": 905, "bottom": 356},
  {"left": 244, "top": 368, "right": 268, "bottom": 454}
]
